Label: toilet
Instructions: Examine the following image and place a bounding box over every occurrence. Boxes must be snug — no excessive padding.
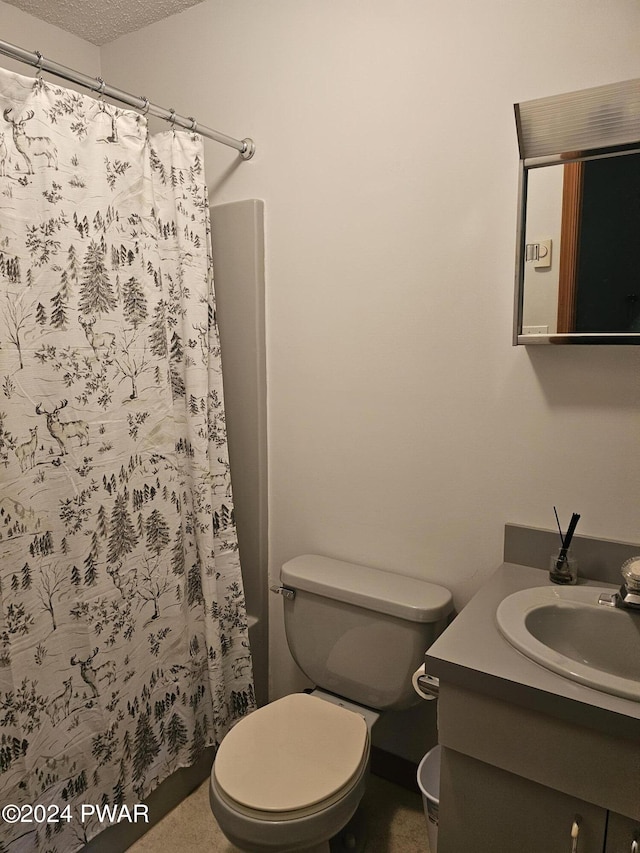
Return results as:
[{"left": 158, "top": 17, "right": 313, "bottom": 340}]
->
[{"left": 210, "top": 554, "right": 452, "bottom": 853}]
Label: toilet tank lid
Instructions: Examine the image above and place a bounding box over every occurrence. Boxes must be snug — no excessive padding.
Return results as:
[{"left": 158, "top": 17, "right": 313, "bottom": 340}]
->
[{"left": 281, "top": 555, "right": 453, "bottom": 623}]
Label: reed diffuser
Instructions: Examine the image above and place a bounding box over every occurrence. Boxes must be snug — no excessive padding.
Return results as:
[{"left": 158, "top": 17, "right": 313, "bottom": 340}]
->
[{"left": 549, "top": 508, "right": 580, "bottom": 584}]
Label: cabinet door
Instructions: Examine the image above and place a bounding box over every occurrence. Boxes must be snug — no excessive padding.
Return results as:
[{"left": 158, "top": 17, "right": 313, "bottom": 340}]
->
[
  {"left": 605, "top": 812, "right": 640, "bottom": 852},
  {"left": 438, "top": 747, "right": 607, "bottom": 853}
]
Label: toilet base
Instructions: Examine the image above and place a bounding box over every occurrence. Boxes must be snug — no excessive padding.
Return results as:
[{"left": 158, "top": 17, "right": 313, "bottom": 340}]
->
[
  {"left": 330, "top": 805, "right": 367, "bottom": 853},
  {"left": 210, "top": 764, "right": 367, "bottom": 853}
]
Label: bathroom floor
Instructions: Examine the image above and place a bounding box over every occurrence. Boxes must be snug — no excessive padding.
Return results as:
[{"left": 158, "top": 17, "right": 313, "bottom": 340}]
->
[{"left": 127, "top": 773, "right": 430, "bottom": 852}]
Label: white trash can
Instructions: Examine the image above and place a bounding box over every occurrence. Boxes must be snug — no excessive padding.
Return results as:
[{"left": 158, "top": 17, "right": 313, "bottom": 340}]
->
[{"left": 417, "top": 744, "right": 440, "bottom": 853}]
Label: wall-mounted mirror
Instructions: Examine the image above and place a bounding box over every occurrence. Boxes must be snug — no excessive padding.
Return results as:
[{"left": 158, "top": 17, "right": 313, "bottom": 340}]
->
[{"left": 513, "top": 78, "right": 640, "bottom": 345}]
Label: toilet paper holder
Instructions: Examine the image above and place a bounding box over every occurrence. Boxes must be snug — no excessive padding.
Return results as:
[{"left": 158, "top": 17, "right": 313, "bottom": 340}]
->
[
  {"left": 417, "top": 673, "right": 439, "bottom": 699},
  {"left": 413, "top": 664, "right": 439, "bottom": 700}
]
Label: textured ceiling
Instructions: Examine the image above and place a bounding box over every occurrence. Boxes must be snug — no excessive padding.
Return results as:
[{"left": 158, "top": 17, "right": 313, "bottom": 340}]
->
[{"left": 3, "top": 0, "right": 207, "bottom": 45}]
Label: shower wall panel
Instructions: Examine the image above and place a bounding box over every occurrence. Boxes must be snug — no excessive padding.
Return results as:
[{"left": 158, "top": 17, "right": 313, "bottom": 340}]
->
[{"left": 210, "top": 199, "right": 268, "bottom": 708}]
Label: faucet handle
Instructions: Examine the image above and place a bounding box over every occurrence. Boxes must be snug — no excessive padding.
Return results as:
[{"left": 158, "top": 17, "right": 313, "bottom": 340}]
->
[{"left": 621, "top": 557, "right": 640, "bottom": 592}]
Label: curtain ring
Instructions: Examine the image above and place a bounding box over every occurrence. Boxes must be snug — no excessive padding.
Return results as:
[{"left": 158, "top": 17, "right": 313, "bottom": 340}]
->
[
  {"left": 140, "top": 96, "right": 150, "bottom": 116},
  {"left": 96, "top": 77, "right": 106, "bottom": 101},
  {"left": 168, "top": 109, "right": 177, "bottom": 129},
  {"left": 188, "top": 116, "right": 198, "bottom": 133},
  {"left": 34, "top": 50, "right": 44, "bottom": 79}
]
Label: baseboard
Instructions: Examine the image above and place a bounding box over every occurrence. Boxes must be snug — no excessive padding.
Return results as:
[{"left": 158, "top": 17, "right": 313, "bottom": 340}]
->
[{"left": 370, "top": 745, "right": 419, "bottom": 793}]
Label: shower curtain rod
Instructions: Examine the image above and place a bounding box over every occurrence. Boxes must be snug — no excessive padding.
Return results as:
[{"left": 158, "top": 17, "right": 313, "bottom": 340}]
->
[{"left": 0, "top": 38, "right": 255, "bottom": 160}]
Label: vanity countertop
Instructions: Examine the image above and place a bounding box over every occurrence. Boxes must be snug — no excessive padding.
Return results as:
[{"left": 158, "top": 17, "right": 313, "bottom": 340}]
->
[{"left": 425, "top": 562, "right": 640, "bottom": 740}]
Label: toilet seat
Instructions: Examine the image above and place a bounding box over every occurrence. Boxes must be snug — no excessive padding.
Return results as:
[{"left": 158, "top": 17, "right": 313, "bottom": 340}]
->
[{"left": 213, "top": 693, "right": 369, "bottom": 821}]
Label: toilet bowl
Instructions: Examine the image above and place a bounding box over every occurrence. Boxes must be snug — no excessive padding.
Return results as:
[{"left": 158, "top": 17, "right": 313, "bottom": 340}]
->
[
  {"left": 210, "top": 554, "right": 453, "bottom": 852},
  {"left": 210, "top": 692, "right": 371, "bottom": 852}
]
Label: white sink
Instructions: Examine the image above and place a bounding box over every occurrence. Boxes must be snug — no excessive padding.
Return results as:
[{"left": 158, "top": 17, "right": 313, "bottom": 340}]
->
[{"left": 496, "top": 585, "right": 640, "bottom": 701}]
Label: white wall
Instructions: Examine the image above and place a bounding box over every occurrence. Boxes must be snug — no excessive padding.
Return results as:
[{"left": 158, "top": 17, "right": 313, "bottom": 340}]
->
[{"left": 99, "top": 0, "right": 637, "bottom": 699}]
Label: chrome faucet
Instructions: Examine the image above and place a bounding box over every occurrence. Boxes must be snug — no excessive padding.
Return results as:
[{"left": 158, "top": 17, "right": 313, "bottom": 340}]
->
[{"left": 598, "top": 557, "right": 640, "bottom": 610}]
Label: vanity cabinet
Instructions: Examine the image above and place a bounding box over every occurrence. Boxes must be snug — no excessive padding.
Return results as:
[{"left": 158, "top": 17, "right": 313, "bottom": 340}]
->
[
  {"left": 439, "top": 747, "right": 640, "bottom": 852},
  {"left": 439, "top": 748, "right": 606, "bottom": 853},
  {"left": 425, "top": 562, "right": 640, "bottom": 853},
  {"left": 434, "top": 683, "right": 640, "bottom": 853},
  {"left": 604, "top": 813, "right": 640, "bottom": 852}
]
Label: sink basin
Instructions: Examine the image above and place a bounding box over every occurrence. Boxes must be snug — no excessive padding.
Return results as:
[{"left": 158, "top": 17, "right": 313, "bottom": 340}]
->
[{"left": 496, "top": 585, "right": 640, "bottom": 701}]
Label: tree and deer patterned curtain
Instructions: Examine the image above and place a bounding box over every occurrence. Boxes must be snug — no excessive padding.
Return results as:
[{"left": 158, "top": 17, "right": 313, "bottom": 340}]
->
[{"left": 0, "top": 66, "right": 255, "bottom": 851}]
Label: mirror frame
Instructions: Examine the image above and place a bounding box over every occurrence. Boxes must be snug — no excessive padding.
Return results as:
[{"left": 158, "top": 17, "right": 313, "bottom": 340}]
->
[{"left": 513, "top": 78, "right": 640, "bottom": 345}]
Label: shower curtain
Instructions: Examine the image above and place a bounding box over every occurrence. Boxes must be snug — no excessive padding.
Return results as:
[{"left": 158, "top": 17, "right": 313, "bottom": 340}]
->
[{"left": 0, "top": 67, "right": 255, "bottom": 851}]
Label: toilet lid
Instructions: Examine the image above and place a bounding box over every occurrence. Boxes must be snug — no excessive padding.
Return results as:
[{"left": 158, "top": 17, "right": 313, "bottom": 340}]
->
[{"left": 214, "top": 693, "right": 369, "bottom": 814}]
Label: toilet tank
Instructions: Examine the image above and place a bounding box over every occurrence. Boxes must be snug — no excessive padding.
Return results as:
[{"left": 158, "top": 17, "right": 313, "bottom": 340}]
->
[{"left": 280, "top": 555, "right": 453, "bottom": 711}]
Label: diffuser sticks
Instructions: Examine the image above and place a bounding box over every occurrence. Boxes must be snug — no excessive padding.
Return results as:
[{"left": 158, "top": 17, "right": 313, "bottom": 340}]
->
[{"left": 550, "top": 508, "right": 580, "bottom": 584}]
